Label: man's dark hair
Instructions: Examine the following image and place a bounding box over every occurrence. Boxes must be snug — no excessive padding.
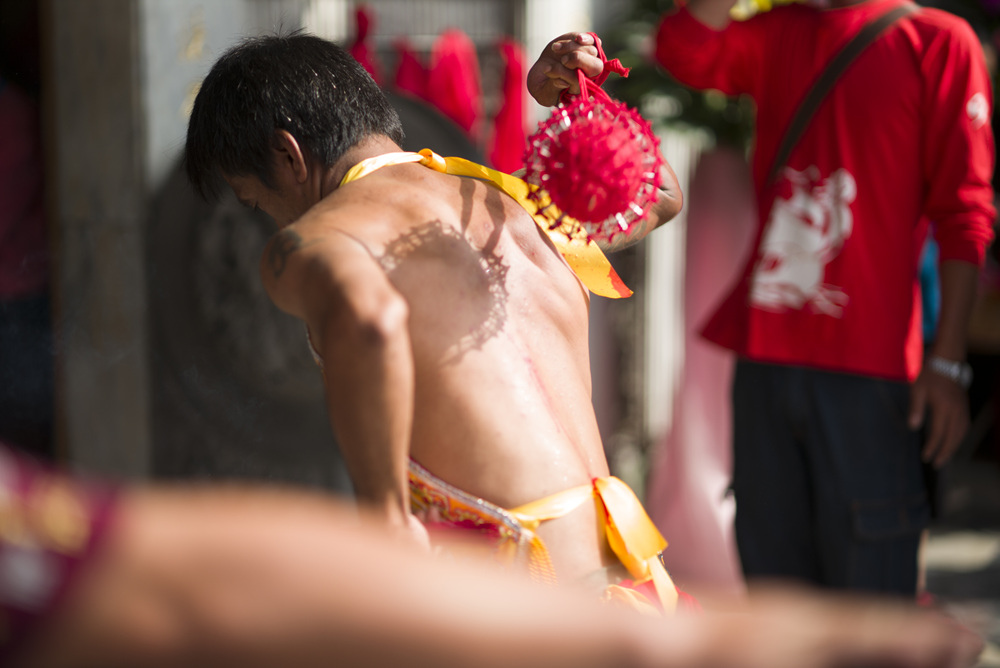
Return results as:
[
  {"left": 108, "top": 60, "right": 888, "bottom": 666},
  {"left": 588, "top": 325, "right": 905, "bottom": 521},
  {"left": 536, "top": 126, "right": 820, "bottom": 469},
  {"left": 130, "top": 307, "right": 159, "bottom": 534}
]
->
[{"left": 185, "top": 31, "right": 404, "bottom": 199}]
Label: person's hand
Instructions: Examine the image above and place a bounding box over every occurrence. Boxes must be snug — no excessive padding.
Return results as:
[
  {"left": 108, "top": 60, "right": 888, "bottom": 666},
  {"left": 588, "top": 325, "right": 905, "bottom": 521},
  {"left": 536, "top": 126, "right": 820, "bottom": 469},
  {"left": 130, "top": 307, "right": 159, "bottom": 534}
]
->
[
  {"left": 401, "top": 512, "right": 432, "bottom": 551},
  {"left": 527, "top": 33, "right": 605, "bottom": 107},
  {"left": 908, "top": 366, "right": 970, "bottom": 469},
  {"left": 375, "top": 504, "right": 433, "bottom": 552},
  {"left": 680, "top": 585, "right": 985, "bottom": 668}
]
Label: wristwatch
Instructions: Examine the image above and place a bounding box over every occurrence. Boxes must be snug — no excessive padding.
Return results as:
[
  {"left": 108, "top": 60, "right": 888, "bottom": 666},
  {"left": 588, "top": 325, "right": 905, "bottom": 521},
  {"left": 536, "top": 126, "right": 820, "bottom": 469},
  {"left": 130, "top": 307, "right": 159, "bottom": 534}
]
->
[{"left": 926, "top": 356, "right": 973, "bottom": 389}]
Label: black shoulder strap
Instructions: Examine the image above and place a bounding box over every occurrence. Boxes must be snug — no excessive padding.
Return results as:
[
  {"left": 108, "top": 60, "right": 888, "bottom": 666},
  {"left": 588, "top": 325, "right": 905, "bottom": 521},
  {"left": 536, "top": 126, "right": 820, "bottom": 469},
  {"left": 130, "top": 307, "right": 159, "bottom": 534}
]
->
[{"left": 766, "top": 3, "right": 917, "bottom": 185}]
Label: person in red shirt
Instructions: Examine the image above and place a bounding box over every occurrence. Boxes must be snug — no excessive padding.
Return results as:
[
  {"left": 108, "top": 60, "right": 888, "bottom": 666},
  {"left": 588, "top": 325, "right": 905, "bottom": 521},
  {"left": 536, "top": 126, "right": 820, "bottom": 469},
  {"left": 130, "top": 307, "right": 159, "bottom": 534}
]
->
[{"left": 531, "top": 0, "right": 994, "bottom": 596}]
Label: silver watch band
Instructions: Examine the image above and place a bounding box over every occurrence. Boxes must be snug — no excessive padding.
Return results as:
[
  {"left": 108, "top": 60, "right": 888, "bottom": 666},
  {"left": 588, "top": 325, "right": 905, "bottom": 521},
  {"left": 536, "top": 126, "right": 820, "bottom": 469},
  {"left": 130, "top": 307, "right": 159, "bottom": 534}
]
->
[{"left": 926, "top": 356, "right": 973, "bottom": 389}]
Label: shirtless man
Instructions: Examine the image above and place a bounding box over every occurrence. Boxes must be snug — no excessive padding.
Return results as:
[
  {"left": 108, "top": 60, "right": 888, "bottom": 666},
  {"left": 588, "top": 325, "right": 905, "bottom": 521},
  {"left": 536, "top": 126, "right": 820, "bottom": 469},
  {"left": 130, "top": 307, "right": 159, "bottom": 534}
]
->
[{"left": 185, "top": 32, "right": 681, "bottom": 599}]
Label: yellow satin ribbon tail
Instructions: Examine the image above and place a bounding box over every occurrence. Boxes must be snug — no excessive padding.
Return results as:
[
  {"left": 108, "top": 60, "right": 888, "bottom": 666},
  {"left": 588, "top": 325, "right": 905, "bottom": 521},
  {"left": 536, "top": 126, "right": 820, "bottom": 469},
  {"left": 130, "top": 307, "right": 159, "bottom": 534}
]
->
[
  {"left": 507, "top": 483, "right": 594, "bottom": 586},
  {"left": 508, "top": 476, "right": 679, "bottom": 612},
  {"left": 594, "top": 477, "right": 679, "bottom": 612}
]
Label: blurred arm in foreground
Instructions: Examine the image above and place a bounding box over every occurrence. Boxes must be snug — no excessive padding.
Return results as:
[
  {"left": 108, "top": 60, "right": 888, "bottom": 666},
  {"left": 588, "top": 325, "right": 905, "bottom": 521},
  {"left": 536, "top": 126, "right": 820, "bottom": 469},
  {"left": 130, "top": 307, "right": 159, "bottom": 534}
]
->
[{"left": 3, "top": 446, "right": 982, "bottom": 668}]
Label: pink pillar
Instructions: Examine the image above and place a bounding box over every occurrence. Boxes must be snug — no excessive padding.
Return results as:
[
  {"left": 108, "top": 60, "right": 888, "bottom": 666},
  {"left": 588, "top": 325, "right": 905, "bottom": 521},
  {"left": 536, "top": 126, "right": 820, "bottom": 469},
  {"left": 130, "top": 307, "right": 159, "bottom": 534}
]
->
[{"left": 646, "top": 146, "right": 756, "bottom": 598}]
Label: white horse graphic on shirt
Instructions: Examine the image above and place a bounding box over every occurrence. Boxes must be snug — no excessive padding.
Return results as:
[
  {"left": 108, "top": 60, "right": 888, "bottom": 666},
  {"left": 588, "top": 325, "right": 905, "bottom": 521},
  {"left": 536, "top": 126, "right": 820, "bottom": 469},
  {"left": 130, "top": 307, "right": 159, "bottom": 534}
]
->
[{"left": 750, "top": 166, "right": 856, "bottom": 317}]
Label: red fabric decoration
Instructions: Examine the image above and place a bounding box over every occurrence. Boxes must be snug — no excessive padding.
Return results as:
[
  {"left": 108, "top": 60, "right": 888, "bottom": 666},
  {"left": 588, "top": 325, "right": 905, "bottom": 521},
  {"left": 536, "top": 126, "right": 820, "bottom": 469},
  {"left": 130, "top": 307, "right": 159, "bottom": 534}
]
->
[
  {"left": 349, "top": 5, "right": 383, "bottom": 85},
  {"left": 523, "top": 34, "right": 663, "bottom": 244},
  {"left": 488, "top": 38, "right": 529, "bottom": 173},
  {"left": 393, "top": 38, "right": 428, "bottom": 101},
  {"left": 427, "top": 29, "right": 484, "bottom": 141}
]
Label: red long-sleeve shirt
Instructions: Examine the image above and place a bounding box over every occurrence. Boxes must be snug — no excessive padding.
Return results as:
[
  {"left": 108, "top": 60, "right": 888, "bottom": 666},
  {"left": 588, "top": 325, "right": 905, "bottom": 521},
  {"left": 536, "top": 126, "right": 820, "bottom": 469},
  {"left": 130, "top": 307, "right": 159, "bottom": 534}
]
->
[{"left": 656, "top": 0, "right": 995, "bottom": 381}]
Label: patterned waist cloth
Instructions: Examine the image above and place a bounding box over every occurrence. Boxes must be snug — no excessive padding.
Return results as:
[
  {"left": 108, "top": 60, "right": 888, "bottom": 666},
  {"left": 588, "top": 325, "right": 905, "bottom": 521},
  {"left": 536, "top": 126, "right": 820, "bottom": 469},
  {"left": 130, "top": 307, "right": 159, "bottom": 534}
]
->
[{"left": 408, "top": 459, "right": 682, "bottom": 613}]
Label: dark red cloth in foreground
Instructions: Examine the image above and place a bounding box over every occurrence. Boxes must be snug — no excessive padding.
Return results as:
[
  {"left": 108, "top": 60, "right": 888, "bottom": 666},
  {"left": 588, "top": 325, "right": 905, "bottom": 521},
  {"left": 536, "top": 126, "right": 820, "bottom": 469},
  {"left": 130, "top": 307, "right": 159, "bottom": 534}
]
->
[{"left": 0, "top": 442, "right": 118, "bottom": 663}]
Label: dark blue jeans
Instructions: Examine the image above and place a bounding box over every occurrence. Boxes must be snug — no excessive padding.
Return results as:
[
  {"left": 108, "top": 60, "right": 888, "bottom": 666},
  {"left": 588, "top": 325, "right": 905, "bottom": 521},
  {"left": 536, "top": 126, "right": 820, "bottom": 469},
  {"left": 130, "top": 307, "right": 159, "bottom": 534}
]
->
[
  {"left": 0, "top": 294, "right": 54, "bottom": 459},
  {"left": 732, "top": 360, "right": 928, "bottom": 596}
]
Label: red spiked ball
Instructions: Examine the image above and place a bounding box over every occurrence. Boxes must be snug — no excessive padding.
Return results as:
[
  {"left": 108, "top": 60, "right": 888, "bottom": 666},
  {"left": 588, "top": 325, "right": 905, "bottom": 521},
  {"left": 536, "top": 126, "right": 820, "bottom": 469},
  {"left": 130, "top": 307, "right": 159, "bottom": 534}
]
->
[{"left": 523, "top": 38, "right": 663, "bottom": 244}]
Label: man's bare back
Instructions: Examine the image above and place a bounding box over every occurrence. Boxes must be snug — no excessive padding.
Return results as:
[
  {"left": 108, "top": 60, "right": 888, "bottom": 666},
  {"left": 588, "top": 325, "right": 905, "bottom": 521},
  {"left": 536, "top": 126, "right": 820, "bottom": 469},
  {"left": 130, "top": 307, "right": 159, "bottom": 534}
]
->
[
  {"left": 256, "top": 141, "right": 617, "bottom": 579},
  {"left": 189, "top": 33, "right": 679, "bottom": 588}
]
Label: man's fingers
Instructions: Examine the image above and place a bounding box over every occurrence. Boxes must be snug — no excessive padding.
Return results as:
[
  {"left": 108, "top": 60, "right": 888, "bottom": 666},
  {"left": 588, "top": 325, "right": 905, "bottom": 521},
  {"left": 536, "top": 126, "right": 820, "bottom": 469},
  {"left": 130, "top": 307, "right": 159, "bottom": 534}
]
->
[
  {"left": 559, "top": 49, "right": 603, "bottom": 76},
  {"left": 549, "top": 34, "right": 602, "bottom": 76},
  {"left": 543, "top": 60, "right": 592, "bottom": 95},
  {"left": 550, "top": 35, "right": 597, "bottom": 61},
  {"left": 908, "top": 383, "right": 927, "bottom": 430},
  {"left": 543, "top": 62, "right": 579, "bottom": 90},
  {"left": 528, "top": 32, "right": 605, "bottom": 106},
  {"left": 729, "top": 586, "right": 985, "bottom": 668},
  {"left": 915, "top": 374, "right": 971, "bottom": 468},
  {"left": 922, "top": 407, "right": 947, "bottom": 464},
  {"left": 550, "top": 32, "right": 596, "bottom": 52},
  {"left": 934, "top": 411, "right": 969, "bottom": 468}
]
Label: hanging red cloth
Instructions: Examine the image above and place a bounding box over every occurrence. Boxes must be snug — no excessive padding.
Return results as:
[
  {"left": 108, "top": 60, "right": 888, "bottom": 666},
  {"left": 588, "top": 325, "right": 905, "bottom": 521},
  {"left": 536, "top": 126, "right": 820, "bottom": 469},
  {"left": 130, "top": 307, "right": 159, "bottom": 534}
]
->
[
  {"left": 488, "top": 38, "right": 528, "bottom": 173},
  {"left": 349, "top": 5, "right": 383, "bottom": 84},
  {"left": 393, "top": 38, "right": 428, "bottom": 101},
  {"left": 427, "top": 29, "right": 483, "bottom": 142}
]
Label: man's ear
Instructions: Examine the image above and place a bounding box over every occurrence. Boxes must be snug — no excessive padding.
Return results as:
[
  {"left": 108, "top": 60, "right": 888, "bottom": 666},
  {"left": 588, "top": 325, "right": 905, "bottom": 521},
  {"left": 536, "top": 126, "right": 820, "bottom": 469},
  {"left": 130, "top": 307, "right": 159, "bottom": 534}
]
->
[{"left": 272, "top": 129, "right": 309, "bottom": 184}]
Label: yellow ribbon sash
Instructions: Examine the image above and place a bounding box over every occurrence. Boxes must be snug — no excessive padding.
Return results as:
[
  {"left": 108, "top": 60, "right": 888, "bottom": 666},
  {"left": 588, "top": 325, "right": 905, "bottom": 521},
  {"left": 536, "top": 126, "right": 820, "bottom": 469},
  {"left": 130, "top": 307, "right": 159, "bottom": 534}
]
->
[
  {"left": 340, "top": 149, "right": 632, "bottom": 299},
  {"left": 508, "top": 476, "right": 679, "bottom": 612}
]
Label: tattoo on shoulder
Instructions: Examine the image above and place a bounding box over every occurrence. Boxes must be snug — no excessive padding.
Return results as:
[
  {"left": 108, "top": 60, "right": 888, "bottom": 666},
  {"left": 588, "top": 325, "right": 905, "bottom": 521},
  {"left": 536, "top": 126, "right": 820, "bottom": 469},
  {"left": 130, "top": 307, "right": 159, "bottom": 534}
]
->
[{"left": 267, "top": 229, "right": 315, "bottom": 279}]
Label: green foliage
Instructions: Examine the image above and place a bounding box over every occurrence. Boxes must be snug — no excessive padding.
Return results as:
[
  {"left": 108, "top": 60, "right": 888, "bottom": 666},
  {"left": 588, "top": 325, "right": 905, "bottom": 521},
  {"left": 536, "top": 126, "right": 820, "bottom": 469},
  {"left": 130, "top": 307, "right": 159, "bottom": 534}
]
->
[{"left": 604, "top": 1, "right": 755, "bottom": 150}]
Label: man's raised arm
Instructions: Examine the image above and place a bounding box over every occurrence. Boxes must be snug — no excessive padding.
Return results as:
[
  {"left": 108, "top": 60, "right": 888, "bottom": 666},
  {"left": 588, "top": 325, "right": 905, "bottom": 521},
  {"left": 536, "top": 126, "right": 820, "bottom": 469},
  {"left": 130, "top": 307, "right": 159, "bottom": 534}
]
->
[{"left": 526, "top": 33, "right": 683, "bottom": 251}]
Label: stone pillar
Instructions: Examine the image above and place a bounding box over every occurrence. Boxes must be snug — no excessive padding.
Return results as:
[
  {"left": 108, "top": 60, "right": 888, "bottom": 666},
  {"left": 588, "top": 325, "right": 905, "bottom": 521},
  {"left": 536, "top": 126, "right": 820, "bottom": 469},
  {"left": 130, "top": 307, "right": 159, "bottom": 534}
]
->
[{"left": 46, "top": 0, "right": 152, "bottom": 479}]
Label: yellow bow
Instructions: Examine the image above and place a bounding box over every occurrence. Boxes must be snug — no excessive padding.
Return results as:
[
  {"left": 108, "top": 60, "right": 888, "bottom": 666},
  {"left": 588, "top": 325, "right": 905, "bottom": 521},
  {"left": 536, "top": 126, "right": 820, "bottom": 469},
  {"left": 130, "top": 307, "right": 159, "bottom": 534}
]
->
[{"left": 507, "top": 476, "right": 678, "bottom": 612}]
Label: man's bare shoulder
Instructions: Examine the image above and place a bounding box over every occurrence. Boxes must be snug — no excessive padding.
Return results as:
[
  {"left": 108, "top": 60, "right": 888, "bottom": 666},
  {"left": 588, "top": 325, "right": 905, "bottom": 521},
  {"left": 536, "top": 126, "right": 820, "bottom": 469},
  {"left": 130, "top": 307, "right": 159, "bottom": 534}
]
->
[{"left": 258, "top": 209, "right": 382, "bottom": 320}]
